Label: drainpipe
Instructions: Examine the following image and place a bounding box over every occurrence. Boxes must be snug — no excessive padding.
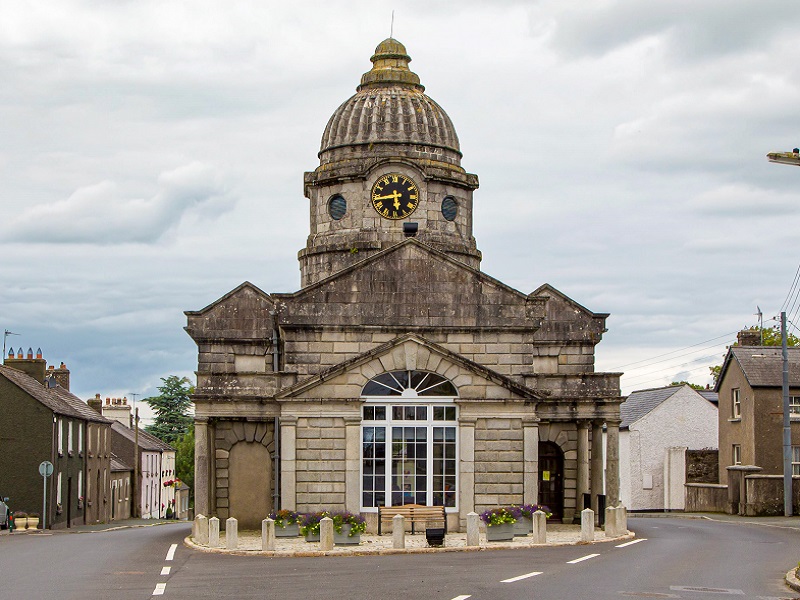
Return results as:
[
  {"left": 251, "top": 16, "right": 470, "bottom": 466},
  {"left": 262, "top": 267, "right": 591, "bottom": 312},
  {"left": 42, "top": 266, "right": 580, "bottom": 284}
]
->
[{"left": 272, "top": 325, "right": 281, "bottom": 510}]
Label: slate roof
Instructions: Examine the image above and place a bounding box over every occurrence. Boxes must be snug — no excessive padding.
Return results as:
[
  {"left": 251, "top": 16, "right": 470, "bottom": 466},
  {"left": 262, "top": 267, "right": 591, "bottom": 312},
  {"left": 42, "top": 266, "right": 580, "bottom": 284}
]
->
[
  {"left": 110, "top": 455, "right": 133, "bottom": 472},
  {"left": 621, "top": 384, "right": 719, "bottom": 429},
  {"left": 721, "top": 346, "right": 800, "bottom": 388},
  {"left": 0, "top": 364, "right": 111, "bottom": 423},
  {"left": 620, "top": 386, "right": 681, "bottom": 429},
  {"left": 111, "top": 421, "right": 175, "bottom": 452}
]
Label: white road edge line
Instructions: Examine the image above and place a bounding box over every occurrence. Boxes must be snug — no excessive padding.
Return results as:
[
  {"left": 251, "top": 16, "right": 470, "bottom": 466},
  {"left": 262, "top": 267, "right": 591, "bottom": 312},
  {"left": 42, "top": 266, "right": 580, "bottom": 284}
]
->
[
  {"left": 152, "top": 582, "right": 167, "bottom": 596},
  {"left": 161, "top": 566, "right": 171, "bottom": 576},
  {"left": 165, "top": 543, "right": 177, "bottom": 561},
  {"left": 567, "top": 553, "right": 600, "bottom": 564},
  {"left": 451, "top": 596, "right": 472, "bottom": 600},
  {"left": 616, "top": 538, "right": 647, "bottom": 548},
  {"left": 501, "top": 571, "right": 543, "bottom": 583}
]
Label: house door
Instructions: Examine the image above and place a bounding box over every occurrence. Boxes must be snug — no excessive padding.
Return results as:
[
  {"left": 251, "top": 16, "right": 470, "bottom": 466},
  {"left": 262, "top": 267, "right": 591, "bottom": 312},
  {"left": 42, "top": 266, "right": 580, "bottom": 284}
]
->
[
  {"left": 67, "top": 477, "right": 73, "bottom": 527},
  {"left": 538, "top": 442, "right": 564, "bottom": 521},
  {"left": 111, "top": 485, "right": 116, "bottom": 520}
]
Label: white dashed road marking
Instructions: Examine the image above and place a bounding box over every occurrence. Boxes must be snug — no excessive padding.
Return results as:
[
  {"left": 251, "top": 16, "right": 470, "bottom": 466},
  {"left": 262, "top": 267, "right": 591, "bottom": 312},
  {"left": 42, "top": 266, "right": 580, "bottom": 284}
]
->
[
  {"left": 616, "top": 538, "right": 647, "bottom": 548},
  {"left": 161, "top": 566, "right": 171, "bottom": 576},
  {"left": 567, "top": 553, "right": 600, "bottom": 564},
  {"left": 165, "top": 543, "right": 177, "bottom": 561},
  {"left": 152, "top": 582, "right": 167, "bottom": 596},
  {"left": 501, "top": 571, "right": 543, "bottom": 583},
  {"left": 450, "top": 596, "right": 471, "bottom": 600}
]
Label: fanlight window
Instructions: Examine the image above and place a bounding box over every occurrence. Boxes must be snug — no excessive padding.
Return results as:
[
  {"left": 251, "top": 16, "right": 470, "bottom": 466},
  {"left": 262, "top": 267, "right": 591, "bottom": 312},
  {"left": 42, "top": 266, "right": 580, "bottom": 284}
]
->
[{"left": 361, "top": 370, "right": 458, "bottom": 397}]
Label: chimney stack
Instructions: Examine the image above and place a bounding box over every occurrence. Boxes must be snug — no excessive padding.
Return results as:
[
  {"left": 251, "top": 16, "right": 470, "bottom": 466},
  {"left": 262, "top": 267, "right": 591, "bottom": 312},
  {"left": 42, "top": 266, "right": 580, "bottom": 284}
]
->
[
  {"left": 737, "top": 329, "right": 761, "bottom": 347},
  {"left": 53, "top": 362, "right": 70, "bottom": 391},
  {"left": 4, "top": 346, "right": 47, "bottom": 383},
  {"left": 87, "top": 393, "right": 103, "bottom": 415},
  {"left": 99, "top": 395, "right": 132, "bottom": 427}
]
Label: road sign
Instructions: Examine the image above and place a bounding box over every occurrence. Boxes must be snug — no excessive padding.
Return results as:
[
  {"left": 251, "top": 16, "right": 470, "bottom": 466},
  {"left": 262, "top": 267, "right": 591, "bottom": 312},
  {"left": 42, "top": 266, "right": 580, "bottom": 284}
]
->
[{"left": 39, "top": 461, "right": 53, "bottom": 477}]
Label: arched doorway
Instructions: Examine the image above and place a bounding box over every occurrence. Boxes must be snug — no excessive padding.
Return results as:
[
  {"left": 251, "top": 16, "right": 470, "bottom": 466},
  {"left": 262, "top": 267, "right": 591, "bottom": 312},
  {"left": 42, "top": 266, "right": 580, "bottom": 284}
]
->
[
  {"left": 228, "top": 441, "right": 271, "bottom": 529},
  {"left": 538, "top": 441, "right": 564, "bottom": 521}
]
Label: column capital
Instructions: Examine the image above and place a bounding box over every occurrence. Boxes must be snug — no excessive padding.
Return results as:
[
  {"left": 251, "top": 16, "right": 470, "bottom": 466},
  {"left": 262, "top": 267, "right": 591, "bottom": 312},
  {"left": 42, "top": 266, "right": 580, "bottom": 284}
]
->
[
  {"left": 458, "top": 417, "right": 477, "bottom": 426},
  {"left": 280, "top": 415, "right": 298, "bottom": 426},
  {"left": 195, "top": 417, "right": 209, "bottom": 424},
  {"left": 522, "top": 417, "right": 541, "bottom": 426},
  {"left": 343, "top": 416, "right": 362, "bottom": 425}
]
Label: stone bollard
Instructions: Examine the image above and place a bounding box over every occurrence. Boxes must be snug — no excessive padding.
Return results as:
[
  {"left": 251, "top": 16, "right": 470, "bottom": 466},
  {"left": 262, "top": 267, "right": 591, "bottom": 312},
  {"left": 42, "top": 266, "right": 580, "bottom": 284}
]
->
[
  {"left": 581, "top": 508, "right": 595, "bottom": 542},
  {"left": 319, "top": 516, "right": 334, "bottom": 551},
  {"left": 209, "top": 516, "right": 220, "bottom": 547},
  {"left": 605, "top": 506, "right": 619, "bottom": 538},
  {"left": 532, "top": 510, "right": 547, "bottom": 544},
  {"left": 262, "top": 518, "right": 275, "bottom": 551},
  {"left": 195, "top": 514, "right": 209, "bottom": 546},
  {"left": 226, "top": 517, "right": 239, "bottom": 550},
  {"left": 392, "top": 514, "right": 406, "bottom": 549},
  {"left": 466, "top": 512, "right": 480, "bottom": 547},
  {"left": 618, "top": 504, "right": 628, "bottom": 534}
]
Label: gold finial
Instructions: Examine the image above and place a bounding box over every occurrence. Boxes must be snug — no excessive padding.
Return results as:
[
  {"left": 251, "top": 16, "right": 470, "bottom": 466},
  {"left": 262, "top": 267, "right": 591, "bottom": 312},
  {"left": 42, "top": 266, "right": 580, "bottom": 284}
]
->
[{"left": 357, "top": 38, "right": 424, "bottom": 92}]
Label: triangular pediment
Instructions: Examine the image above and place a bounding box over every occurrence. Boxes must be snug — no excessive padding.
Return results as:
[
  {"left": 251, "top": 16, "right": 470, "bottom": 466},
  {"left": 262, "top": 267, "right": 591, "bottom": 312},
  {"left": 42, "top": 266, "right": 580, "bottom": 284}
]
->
[
  {"left": 185, "top": 281, "right": 278, "bottom": 342},
  {"left": 276, "top": 332, "right": 542, "bottom": 402},
  {"left": 529, "top": 283, "right": 609, "bottom": 343},
  {"left": 275, "top": 239, "right": 545, "bottom": 329}
]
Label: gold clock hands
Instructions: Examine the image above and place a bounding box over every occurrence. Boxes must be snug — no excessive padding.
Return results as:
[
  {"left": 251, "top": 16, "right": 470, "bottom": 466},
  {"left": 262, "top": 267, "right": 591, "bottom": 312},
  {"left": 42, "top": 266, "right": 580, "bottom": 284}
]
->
[{"left": 372, "top": 191, "right": 402, "bottom": 202}]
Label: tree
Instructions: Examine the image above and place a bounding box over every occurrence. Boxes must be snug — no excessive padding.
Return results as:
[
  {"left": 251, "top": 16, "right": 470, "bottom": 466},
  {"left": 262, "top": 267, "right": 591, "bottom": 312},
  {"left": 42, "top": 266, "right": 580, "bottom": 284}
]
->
[
  {"left": 173, "top": 424, "right": 194, "bottom": 503},
  {"left": 143, "top": 376, "right": 194, "bottom": 444},
  {"left": 708, "top": 325, "right": 800, "bottom": 386},
  {"left": 670, "top": 381, "right": 706, "bottom": 391}
]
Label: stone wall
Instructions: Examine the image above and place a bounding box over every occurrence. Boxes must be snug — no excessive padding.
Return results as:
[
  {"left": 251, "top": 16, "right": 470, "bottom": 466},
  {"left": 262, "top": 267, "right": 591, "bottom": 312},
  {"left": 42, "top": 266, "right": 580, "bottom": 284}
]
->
[
  {"left": 295, "top": 417, "right": 347, "bottom": 511},
  {"left": 473, "top": 417, "right": 524, "bottom": 511},
  {"left": 687, "top": 449, "right": 719, "bottom": 483},
  {"left": 685, "top": 483, "right": 727, "bottom": 512}
]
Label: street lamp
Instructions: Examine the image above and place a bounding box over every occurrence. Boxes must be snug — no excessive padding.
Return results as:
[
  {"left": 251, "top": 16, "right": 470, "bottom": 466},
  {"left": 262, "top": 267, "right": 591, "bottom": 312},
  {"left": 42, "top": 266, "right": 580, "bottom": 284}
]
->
[{"left": 767, "top": 148, "right": 800, "bottom": 166}]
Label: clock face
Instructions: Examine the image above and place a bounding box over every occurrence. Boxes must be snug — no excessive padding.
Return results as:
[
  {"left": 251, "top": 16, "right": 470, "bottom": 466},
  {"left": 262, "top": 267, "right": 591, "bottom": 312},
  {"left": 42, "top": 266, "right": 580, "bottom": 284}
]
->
[{"left": 371, "top": 173, "right": 420, "bottom": 219}]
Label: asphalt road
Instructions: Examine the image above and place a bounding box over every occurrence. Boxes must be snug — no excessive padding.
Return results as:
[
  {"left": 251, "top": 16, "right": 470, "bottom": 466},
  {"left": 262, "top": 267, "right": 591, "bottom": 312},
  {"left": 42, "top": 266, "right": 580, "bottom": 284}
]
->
[{"left": 1, "top": 518, "right": 799, "bottom": 600}]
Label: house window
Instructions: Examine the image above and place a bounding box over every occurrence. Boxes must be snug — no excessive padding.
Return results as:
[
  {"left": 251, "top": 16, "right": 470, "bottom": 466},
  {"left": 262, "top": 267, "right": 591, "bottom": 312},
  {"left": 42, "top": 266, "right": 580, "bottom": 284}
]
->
[
  {"left": 57, "top": 472, "right": 63, "bottom": 504},
  {"left": 78, "top": 424, "right": 83, "bottom": 454},
  {"left": 793, "top": 447, "right": 800, "bottom": 476},
  {"left": 58, "top": 418, "right": 64, "bottom": 454},
  {"left": 791, "top": 397, "right": 800, "bottom": 418},
  {"left": 361, "top": 370, "right": 458, "bottom": 512},
  {"left": 78, "top": 470, "right": 83, "bottom": 501},
  {"left": 68, "top": 421, "right": 73, "bottom": 454},
  {"left": 732, "top": 389, "right": 741, "bottom": 419},
  {"left": 733, "top": 444, "right": 742, "bottom": 466}
]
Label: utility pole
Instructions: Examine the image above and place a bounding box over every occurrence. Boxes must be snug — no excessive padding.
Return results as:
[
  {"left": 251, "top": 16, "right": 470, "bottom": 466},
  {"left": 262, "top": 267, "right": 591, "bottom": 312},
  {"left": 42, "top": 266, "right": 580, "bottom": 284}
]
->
[
  {"left": 781, "top": 311, "right": 793, "bottom": 516},
  {"left": 134, "top": 407, "right": 140, "bottom": 518}
]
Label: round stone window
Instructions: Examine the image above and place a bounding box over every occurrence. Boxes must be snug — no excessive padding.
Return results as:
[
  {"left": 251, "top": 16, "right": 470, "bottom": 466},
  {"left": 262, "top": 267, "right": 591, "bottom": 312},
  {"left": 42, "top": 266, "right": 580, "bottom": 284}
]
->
[
  {"left": 441, "top": 196, "right": 458, "bottom": 221},
  {"left": 328, "top": 194, "right": 347, "bottom": 220}
]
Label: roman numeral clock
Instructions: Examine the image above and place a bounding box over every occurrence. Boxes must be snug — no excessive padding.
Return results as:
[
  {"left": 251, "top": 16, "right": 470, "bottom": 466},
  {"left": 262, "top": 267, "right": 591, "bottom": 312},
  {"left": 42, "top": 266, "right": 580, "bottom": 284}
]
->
[{"left": 371, "top": 173, "right": 419, "bottom": 219}]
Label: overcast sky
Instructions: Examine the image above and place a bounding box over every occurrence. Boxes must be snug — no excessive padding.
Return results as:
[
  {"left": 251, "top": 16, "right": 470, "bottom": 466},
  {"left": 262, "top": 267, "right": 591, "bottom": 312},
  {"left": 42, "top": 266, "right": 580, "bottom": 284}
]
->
[{"left": 3, "top": 1, "right": 800, "bottom": 422}]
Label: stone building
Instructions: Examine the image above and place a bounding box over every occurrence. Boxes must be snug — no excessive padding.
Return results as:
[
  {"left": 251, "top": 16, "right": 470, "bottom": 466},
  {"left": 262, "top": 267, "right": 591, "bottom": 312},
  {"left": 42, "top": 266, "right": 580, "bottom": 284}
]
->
[{"left": 186, "top": 38, "right": 623, "bottom": 531}]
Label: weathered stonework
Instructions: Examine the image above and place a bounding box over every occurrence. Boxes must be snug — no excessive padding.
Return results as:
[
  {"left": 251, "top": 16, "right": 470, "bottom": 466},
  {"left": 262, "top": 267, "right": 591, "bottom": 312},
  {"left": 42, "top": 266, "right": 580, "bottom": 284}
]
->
[{"left": 186, "top": 38, "right": 623, "bottom": 530}]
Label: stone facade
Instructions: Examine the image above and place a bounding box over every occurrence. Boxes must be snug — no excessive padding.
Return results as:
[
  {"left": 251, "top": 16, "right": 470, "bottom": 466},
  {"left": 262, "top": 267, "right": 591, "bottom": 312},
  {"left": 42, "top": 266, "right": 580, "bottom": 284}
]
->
[{"left": 186, "top": 38, "right": 623, "bottom": 531}]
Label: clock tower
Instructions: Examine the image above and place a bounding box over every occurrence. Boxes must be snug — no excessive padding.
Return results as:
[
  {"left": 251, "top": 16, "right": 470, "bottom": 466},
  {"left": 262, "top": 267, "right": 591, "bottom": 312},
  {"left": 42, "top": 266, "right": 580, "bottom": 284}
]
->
[{"left": 299, "top": 38, "right": 482, "bottom": 287}]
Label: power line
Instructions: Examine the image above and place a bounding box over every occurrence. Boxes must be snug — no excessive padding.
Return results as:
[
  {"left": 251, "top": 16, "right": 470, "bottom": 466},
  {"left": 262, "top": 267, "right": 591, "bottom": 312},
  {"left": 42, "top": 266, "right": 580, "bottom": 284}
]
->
[
  {"left": 621, "top": 352, "right": 723, "bottom": 384},
  {"left": 781, "top": 262, "right": 800, "bottom": 312},
  {"left": 609, "top": 331, "right": 737, "bottom": 371}
]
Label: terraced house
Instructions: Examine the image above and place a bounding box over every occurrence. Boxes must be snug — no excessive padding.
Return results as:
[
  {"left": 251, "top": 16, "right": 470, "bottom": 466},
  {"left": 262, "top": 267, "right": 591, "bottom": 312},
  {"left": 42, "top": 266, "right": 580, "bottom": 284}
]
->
[{"left": 186, "top": 39, "right": 623, "bottom": 531}]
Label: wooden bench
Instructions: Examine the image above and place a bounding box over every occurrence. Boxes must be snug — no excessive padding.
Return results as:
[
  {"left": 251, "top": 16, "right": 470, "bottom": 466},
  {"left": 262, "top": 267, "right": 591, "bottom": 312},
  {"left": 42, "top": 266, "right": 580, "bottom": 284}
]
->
[{"left": 377, "top": 504, "right": 447, "bottom": 535}]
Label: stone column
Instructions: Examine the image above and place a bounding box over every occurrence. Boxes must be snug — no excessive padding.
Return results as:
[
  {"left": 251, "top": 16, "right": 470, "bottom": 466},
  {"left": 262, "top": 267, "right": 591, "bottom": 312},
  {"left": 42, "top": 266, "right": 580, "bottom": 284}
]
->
[
  {"left": 226, "top": 517, "right": 238, "bottom": 550},
  {"left": 532, "top": 510, "right": 547, "bottom": 544},
  {"left": 392, "top": 514, "right": 405, "bottom": 549},
  {"left": 590, "top": 421, "right": 604, "bottom": 514},
  {"left": 195, "top": 418, "right": 211, "bottom": 518},
  {"left": 319, "top": 516, "right": 334, "bottom": 551},
  {"left": 280, "top": 416, "right": 297, "bottom": 511},
  {"left": 194, "top": 514, "right": 209, "bottom": 545},
  {"left": 344, "top": 416, "right": 361, "bottom": 513},
  {"left": 577, "top": 421, "right": 590, "bottom": 512},
  {"left": 459, "top": 418, "right": 477, "bottom": 526},
  {"left": 209, "top": 516, "right": 220, "bottom": 547},
  {"left": 604, "top": 506, "right": 618, "bottom": 537},
  {"left": 606, "top": 420, "right": 620, "bottom": 507},
  {"left": 466, "top": 512, "right": 480, "bottom": 547},
  {"left": 522, "top": 418, "right": 540, "bottom": 506}
]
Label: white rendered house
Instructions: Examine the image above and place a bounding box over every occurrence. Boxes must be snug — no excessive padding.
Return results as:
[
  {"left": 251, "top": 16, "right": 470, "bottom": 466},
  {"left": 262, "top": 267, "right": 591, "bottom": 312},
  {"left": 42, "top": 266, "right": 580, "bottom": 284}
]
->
[{"left": 619, "top": 385, "right": 718, "bottom": 511}]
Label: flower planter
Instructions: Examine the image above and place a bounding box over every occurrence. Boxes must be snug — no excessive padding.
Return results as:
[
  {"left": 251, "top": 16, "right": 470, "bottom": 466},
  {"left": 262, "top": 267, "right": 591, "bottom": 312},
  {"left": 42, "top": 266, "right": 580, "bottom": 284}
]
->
[
  {"left": 304, "top": 532, "right": 320, "bottom": 542},
  {"left": 334, "top": 524, "right": 361, "bottom": 545},
  {"left": 275, "top": 522, "right": 300, "bottom": 537},
  {"left": 485, "top": 522, "right": 515, "bottom": 542},
  {"left": 27, "top": 517, "right": 39, "bottom": 530},
  {"left": 513, "top": 516, "right": 532, "bottom": 536}
]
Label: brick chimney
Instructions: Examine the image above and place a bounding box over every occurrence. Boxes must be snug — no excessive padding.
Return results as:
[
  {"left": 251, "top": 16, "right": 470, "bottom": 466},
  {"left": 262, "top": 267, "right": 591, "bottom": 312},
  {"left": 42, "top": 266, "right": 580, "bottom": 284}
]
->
[
  {"left": 4, "top": 347, "right": 47, "bottom": 384},
  {"left": 737, "top": 329, "right": 761, "bottom": 347},
  {"left": 88, "top": 393, "right": 103, "bottom": 415},
  {"left": 100, "top": 396, "right": 132, "bottom": 427},
  {"left": 52, "top": 362, "right": 70, "bottom": 391}
]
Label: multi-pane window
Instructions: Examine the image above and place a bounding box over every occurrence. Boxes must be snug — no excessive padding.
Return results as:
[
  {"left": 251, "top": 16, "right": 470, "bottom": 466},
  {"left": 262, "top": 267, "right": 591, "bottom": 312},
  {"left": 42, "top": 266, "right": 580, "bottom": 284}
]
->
[
  {"left": 361, "top": 370, "right": 458, "bottom": 512},
  {"left": 790, "top": 397, "right": 800, "bottom": 417},
  {"left": 793, "top": 446, "right": 800, "bottom": 476},
  {"left": 733, "top": 444, "right": 742, "bottom": 465},
  {"left": 732, "top": 389, "right": 741, "bottom": 419}
]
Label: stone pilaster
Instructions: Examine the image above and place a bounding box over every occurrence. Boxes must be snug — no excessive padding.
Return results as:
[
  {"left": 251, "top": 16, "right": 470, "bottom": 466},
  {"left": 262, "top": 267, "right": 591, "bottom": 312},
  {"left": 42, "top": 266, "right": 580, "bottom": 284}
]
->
[
  {"left": 459, "top": 417, "right": 476, "bottom": 524},
  {"left": 522, "top": 418, "right": 540, "bottom": 506},
  {"left": 577, "top": 420, "right": 590, "bottom": 511},
  {"left": 280, "top": 416, "right": 297, "bottom": 510},
  {"left": 344, "top": 416, "right": 361, "bottom": 513},
  {"left": 590, "top": 421, "right": 604, "bottom": 514},
  {"left": 194, "top": 418, "right": 211, "bottom": 518},
  {"left": 606, "top": 420, "right": 620, "bottom": 507}
]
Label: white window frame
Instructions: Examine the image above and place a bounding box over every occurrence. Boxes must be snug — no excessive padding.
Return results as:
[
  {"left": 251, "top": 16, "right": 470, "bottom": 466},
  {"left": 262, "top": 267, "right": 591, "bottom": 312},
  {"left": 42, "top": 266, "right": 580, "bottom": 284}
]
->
[
  {"left": 793, "top": 446, "right": 800, "bottom": 476},
  {"left": 791, "top": 396, "right": 800, "bottom": 419},
  {"left": 78, "top": 423, "right": 83, "bottom": 455},
  {"left": 360, "top": 398, "right": 459, "bottom": 513},
  {"left": 68, "top": 421, "right": 73, "bottom": 454},
  {"left": 732, "top": 389, "right": 741, "bottom": 419},
  {"left": 58, "top": 418, "right": 64, "bottom": 455},
  {"left": 733, "top": 444, "right": 742, "bottom": 466}
]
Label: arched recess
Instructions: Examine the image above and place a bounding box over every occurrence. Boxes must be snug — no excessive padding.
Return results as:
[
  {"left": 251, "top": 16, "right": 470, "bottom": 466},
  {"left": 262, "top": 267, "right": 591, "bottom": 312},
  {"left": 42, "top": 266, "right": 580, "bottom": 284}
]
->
[
  {"left": 214, "top": 420, "right": 275, "bottom": 528},
  {"left": 537, "top": 422, "right": 578, "bottom": 522}
]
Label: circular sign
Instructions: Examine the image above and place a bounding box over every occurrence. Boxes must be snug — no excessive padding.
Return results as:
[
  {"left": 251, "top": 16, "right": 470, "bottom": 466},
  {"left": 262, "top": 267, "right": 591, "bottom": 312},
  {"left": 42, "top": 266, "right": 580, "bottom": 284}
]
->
[{"left": 39, "top": 460, "right": 53, "bottom": 477}]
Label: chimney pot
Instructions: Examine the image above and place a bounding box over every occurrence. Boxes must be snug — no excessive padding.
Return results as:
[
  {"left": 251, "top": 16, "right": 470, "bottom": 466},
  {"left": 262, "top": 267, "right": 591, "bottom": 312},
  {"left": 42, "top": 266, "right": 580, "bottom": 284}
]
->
[
  {"left": 26, "top": 347, "right": 33, "bottom": 359},
  {"left": 7, "top": 347, "right": 13, "bottom": 358},
  {"left": 16, "top": 349, "right": 22, "bottom": 359},
  {"left": 95, "top": 393, "right": 101, "bottom": 399},
  {"left": 36, "top": 348, "right": 42, "bottom": 359}
]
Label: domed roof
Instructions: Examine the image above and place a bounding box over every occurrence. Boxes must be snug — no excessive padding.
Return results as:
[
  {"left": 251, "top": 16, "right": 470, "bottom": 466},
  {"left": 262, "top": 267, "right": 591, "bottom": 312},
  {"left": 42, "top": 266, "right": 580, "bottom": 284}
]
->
[{"left": 319, "top": 39, "right": 461, "bottom": 161}]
